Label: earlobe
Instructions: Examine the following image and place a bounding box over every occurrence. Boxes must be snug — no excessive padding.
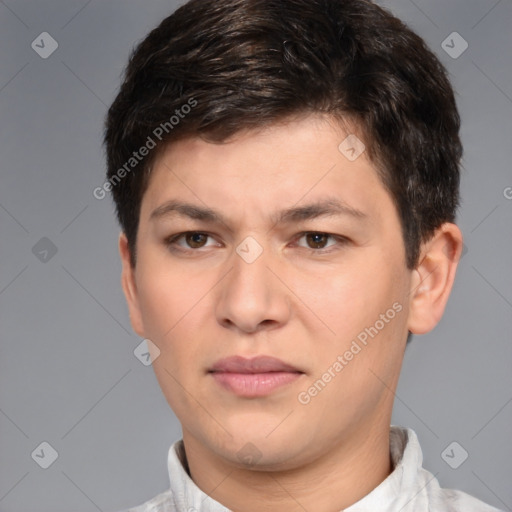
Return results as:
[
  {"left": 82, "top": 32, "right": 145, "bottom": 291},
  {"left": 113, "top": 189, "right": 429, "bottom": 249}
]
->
[
  {"left": 407, "top": 223, "right": 463, "bottom": 335},
  {"left": 119, "top": 232, "right": 145, "bottom": 337}
]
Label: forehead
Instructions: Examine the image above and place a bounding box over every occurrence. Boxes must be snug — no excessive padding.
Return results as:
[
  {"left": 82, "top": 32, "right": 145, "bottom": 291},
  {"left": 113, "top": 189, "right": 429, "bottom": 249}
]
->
[{"left": 140, "top": 114, "right": 393, "bottom": 225}]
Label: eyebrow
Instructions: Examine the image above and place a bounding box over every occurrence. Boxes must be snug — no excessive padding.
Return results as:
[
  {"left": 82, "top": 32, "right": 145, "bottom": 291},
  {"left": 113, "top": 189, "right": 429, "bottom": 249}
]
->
[{"left": 149, "top": 198, "right": 366, "bottom": 226}]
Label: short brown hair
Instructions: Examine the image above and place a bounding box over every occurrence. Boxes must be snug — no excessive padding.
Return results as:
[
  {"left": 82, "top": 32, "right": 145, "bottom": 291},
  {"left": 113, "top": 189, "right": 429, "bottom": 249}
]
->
[{"left": 104, "top": 0, "right": 462, "bottom": 269}]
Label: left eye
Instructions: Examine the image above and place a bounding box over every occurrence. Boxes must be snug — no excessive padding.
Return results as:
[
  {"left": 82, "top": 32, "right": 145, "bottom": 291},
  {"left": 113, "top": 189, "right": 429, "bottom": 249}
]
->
[{"left": 295, "top": 232, "right": 338, "bottom": 250}]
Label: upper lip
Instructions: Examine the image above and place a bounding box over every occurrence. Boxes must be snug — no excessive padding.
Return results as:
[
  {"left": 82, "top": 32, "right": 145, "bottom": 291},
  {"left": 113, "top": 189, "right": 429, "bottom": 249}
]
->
[{"left": 209, "top": 355, "right": 302, "bottom": 374}]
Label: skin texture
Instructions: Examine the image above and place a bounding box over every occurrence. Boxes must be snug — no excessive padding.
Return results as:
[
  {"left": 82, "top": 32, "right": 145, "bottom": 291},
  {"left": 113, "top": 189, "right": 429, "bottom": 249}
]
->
[{"left": 119, "top": 114, "right": 463, "bottom": 512}]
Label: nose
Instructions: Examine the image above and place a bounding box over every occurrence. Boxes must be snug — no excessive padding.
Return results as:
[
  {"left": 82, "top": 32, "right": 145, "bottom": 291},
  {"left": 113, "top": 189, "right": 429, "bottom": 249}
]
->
[{"left": 215, "top": 240, "right": 291, "bottom": 334}]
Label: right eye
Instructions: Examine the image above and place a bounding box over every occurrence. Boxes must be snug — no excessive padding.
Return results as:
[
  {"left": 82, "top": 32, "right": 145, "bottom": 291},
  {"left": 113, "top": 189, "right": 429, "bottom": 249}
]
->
[{"left": 165, "top": 231, "right": 221, "bottom": 252}]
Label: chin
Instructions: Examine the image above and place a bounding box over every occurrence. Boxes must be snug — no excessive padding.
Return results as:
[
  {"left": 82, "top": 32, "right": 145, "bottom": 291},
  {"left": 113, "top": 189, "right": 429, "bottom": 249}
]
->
[{"left": 216, "top": 428, "right": 307, "bottom": 468}]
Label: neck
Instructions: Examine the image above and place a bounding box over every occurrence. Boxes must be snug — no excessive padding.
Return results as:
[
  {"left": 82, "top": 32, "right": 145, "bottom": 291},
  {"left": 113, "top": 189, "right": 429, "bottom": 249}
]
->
[{"left": 183, "top": 420, "right": 392, "bottom": 512}]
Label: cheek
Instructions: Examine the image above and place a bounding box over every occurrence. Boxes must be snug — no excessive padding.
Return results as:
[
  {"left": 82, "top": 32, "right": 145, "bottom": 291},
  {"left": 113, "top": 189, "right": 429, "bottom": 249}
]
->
[
  {"left": 136, "top": 272, "right": 206, "bottom": 409},
  {"left": 136, "top": 269, "right": 191, "bottom": 341},
  {"left": 136, "top": 268, "right": 212, "bottom": 362},
  {"left": 298, "top": 258, "right": 407, "bottom": 376},
  {"left": 293, "top": 261, "right": 391, "bottom": 339}
]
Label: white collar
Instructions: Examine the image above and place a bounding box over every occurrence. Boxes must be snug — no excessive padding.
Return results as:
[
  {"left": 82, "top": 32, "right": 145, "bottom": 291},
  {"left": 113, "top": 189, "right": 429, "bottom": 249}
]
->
[
  {"left": 164, "top": 426, "right": 419, "bottom": 511},
  {"left": 142, "top": 426, "right": 498, "bottom": 512}
]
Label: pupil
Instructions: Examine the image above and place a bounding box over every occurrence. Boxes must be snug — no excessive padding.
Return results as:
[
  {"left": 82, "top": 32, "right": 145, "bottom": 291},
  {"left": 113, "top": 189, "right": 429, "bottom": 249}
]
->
[
  {"left": 188, "top": 233, "right": 206, "bottom": 247},
  {"left": 308, "top": 233, "right": 327, "bottom": 248}
]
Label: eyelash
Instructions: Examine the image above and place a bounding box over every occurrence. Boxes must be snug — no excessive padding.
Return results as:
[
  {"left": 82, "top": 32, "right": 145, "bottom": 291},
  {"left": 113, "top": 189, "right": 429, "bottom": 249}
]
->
[{"left": 164, "top": 231, "right": 349, "bottom": 255}]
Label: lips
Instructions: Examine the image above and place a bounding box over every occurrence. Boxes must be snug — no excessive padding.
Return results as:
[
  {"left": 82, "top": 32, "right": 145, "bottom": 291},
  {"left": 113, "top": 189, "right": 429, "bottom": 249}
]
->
[
  {"left": 209, "top": 355, "right": 304, "bottom": 397},
  {"left": 209, "top": 355, "right": 302, "bottom": 374}
]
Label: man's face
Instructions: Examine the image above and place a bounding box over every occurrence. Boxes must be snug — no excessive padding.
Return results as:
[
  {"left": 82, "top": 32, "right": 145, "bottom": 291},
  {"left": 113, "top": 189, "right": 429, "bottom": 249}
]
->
[{"left": 123, "top": 114, "right": 413, "bottom": 469}]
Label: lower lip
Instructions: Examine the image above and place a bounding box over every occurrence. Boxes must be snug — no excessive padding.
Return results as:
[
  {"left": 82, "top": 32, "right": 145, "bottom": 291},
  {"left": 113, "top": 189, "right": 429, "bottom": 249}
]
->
[{"left": 210, "top": 371, "right": 302, "bottom": 397}]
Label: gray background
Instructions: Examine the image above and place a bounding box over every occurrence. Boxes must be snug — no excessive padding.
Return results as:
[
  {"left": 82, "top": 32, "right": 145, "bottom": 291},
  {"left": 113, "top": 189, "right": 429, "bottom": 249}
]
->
[{"left": 0, "top": 0, "right": 511, "bottom": 511}]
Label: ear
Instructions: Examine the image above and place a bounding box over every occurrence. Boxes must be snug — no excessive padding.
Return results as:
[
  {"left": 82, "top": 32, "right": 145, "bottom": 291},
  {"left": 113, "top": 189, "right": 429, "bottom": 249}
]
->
[
  {"left": 119, "top": 232, "right": 145, "bottom": 337},
  {"left": 407, "top": 223, "right": 463, "bottom": 335}
]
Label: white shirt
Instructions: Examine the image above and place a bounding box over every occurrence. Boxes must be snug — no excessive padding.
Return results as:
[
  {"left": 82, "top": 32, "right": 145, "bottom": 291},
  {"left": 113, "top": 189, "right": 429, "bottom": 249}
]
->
[{"left": 124, "top": 426, "right": 503, "bottom": 512}]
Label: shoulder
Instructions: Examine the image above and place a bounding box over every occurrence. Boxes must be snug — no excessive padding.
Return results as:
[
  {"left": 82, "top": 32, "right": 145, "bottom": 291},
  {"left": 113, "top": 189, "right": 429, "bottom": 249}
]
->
[
  {"left": 433, "top": 488, "right": 504, "bottom": 512},
  {"left": 392, "top": 427, "right": 503, "bottom": 512},
  {"left": 421, "top": 468, "right": 504, "bottom": 512},
  {"left": 120, "top": 489, "right": 176, "bottom": 512}
]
